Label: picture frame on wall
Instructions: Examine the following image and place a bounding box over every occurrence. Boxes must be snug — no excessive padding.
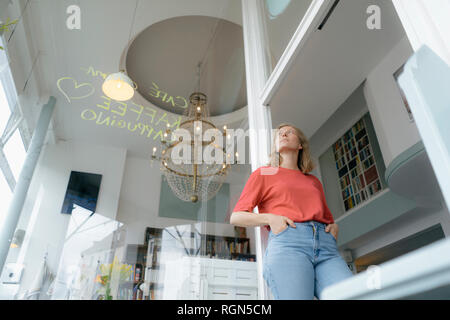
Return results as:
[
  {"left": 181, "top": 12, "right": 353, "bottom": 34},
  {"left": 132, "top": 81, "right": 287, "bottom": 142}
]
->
[
  {"left": 394, "top": 64, "right": 415, "bottom": 123},
  {"left": 61, "top": 171, "right": 102, "bottom": 214}
]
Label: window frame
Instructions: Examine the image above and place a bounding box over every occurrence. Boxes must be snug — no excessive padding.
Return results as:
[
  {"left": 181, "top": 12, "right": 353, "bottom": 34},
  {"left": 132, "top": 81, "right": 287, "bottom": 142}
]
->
[{"left": 0, "top": 33, "right": 28, "bottom": 192}]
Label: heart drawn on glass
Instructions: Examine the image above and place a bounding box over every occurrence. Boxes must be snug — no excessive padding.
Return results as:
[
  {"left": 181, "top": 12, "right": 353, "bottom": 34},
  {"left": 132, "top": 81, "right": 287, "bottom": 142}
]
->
[{"left": 57, "top": 77, "right": 95, "bottom": 103}]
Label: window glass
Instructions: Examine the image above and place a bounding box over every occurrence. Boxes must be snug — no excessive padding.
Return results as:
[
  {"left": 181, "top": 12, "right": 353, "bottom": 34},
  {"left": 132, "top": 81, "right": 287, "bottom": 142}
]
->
[
  {"left": 3, "top": 129, "right": 26, "bottom": 181},
  {"left": 0, "top": 81, "right": 11, "bottom": 134},
  {"left": 0, "top": 172, "right": 13, "bottom": 228},
  {"left": 264, "top": 0, "right": 314, "bottom": 70}
]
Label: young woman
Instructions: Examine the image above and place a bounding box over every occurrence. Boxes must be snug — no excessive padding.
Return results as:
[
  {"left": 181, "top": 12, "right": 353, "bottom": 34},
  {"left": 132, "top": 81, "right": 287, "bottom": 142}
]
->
[{"left": 230, "top": 123, "right": 353, "bottom": 300}]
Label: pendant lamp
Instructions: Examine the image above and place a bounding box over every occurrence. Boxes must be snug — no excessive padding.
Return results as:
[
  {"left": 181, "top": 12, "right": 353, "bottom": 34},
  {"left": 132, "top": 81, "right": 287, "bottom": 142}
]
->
[
  {"left": 103, "top": 0, "right": 139, "bottom": 101},
  {"left": 102, "top": 70, "right": 136, "bottom": 101}
]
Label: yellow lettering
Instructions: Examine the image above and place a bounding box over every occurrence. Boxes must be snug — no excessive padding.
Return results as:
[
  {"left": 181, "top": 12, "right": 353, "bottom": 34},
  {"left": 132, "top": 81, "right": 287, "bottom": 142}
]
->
[
  {"left": 171, "top": 116, "right": 182, "bottom": 129},
  {"left": 153, "top": 129, "right": 164, "bottom": 141},
  {"left": 96, "top": 112, "right": 111, "bottom": 126},
  {"left": 116, "top": 120, "right": 126, "bottom": 129},
  {"left": 144, "top": 107, "right": 157, "bottom": 124},
  {"left": 160, "top": 91, "right": 168, "bottom": 102},
  {"left": 130, "top": 102, "right": 144, "bottom": 121},
  {"left": 149, "top": 82, "right": 161, "bottom": 98},
  {"left": 175, "top": 96, "right": 188, "bottom": 109},
  {"left": 127, "top": 122, "right": 139, "bottom": 132},
  {"left": 166, "top": 96, "right": 176, "bottom": 107},
  {"left": 81, "top": 66, "right": 108, "bottom": 80},
  {"left": 81, "top": 109, "right": 97, "bottom": 121},
  {"left": 111, "top": 101, "right": 128, "bottom": 117},
  {"left": 97, "top": 95, "right": 111, "bottom": 111},
  {"left": 138, "top": 123, "right": 154, "bottom": 138},
  {"left": 156, "top": 112, "right": 169, "bottom": 127}
]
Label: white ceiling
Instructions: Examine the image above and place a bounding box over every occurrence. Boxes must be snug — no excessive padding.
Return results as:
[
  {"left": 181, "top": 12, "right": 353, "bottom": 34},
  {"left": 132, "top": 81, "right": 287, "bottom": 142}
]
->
[
  {"left": 269, "top": 0, "right": 407, "bottom": 138},
  {"left": 25, "top": 0, "right": 245, "bottom": 158},
  {"left": 126, "top": 15, "right": 247, "bottom": 117},
  {"left": 21, "top": 0, "right": 407, "bottom": 160}
]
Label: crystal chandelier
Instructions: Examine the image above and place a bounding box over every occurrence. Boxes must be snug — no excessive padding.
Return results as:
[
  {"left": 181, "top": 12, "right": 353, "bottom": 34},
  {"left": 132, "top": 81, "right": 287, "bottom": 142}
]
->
[{"left": 151, "top": 91, "right": 232, "bottom": 203}]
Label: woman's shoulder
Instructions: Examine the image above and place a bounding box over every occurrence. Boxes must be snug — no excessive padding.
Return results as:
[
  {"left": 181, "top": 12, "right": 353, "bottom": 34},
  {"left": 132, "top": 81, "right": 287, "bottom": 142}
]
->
[
  {"left": 255, "top": 165, "right": 280, "bottom": 176},
  {"left": 251, "top": 165, "right": 272, "bottom": 172},
  {"left": 305, "top": 173, "right": 323, "bottom": 186}
]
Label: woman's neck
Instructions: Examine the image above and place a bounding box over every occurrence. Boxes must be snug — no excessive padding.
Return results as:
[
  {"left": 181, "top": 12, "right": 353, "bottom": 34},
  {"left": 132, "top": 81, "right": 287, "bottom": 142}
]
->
[{"left": 279, "top": 151, "right": 300, "bottom": 170}]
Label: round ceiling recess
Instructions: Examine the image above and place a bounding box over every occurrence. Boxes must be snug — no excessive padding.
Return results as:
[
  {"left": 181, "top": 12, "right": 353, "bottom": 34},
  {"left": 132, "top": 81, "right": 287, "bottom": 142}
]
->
[{"left": 126, "top": 16, "right": 247, "bottom": 116}]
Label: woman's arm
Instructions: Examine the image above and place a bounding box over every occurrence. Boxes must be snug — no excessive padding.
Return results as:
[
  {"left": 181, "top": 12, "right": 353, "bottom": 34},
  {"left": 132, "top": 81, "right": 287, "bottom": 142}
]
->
[
  {"left": 230, "top": 211, "right": 297, "bottom": 234},
  {"left": 230, "top": 211, "right": 271, "bottom": 227}
]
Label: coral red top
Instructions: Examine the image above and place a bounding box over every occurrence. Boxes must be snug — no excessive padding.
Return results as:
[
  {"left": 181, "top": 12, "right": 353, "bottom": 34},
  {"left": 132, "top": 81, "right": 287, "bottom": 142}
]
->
[{"left": 233, "top": 166, "right": 335, "bottom": 231}]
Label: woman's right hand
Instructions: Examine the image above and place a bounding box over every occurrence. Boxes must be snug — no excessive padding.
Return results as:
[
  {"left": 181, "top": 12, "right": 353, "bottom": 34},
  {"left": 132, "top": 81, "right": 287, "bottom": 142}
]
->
[{"left": 266, "top": 214, "right": 297, "bottom": 235}]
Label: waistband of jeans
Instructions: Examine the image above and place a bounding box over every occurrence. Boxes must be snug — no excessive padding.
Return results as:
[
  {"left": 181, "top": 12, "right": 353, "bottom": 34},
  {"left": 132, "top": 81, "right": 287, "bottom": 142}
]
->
[{"left": 293, "top": 221, "right": 327, "bottom": 229}]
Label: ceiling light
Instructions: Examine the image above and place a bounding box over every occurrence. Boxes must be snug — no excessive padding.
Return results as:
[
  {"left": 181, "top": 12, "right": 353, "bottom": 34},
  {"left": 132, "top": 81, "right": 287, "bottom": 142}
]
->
[
  {"left": 102, "top": 71, "right": 136, "bottom": 101},
  {"left": 102, "top": 0, "right": 140, "bottom": 102}
]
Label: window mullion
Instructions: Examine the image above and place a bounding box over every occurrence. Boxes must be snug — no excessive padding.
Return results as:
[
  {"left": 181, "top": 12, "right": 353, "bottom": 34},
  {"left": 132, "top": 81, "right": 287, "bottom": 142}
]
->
[
  {"left": 1, "top": 107, "right": 23, "bottom": 146},
  {"left": 0, "top": 147, "right": 16, "bottom": 192}
]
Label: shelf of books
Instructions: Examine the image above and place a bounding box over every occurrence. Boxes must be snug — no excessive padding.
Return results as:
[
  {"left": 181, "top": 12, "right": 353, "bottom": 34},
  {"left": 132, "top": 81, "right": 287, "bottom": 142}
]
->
[{"left": 333, "top": 117, "right": 383, "bottom": 212}]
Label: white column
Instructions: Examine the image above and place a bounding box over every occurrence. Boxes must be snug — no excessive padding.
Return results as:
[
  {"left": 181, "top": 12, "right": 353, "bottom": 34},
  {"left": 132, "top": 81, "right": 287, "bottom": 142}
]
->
[
  {"left": 242, "top": 0, "right": 273, "bottom": 300},
  {"left": 0, "top": 97, "right": 56, "bottom": 273},
  {"left": 392, "top": 0, "right": 450, "bottom": 66}
]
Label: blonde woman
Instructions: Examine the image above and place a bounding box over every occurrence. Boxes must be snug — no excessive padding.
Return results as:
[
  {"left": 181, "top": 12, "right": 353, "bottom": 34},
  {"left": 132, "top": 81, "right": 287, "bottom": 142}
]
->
[{"left": 230, "top": 123, "right": 353, "bottom": 300}]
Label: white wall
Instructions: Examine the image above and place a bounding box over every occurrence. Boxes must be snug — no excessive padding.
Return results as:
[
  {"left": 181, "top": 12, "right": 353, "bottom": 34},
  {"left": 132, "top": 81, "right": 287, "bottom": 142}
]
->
[
  {"left": 0, "top": 140, "right": 127, "bottom": 299},
  {"left": 309, "top": 82, "right": 370, "bottom": 160},
  {"left": 363, "top": 36, "right": 420, "bottom": 169}
]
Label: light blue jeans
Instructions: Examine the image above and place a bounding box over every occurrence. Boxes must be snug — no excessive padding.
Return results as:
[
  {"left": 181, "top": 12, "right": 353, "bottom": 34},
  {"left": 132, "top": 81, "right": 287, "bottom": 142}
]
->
[{"left": 263, "top": 220, "right": 353, "bottom": 300}]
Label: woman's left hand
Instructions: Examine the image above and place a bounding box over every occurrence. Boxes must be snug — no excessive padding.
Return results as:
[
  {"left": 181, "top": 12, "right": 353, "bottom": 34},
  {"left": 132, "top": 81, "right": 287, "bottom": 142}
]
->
[{"left": 325, "top": 223, "right": 339, "bottom": 241}]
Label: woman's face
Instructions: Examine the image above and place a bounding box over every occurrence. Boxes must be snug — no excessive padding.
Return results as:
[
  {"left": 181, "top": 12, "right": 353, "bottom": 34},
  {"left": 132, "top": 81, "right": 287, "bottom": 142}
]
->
[{"left": 276, "top": 126, "right": 302, "bottom": 152}]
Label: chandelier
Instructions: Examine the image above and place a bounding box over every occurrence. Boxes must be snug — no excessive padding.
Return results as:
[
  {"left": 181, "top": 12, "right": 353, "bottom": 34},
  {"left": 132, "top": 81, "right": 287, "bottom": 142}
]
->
[{"left": 151, "top": 91, "right": 233, "bottom": 203}]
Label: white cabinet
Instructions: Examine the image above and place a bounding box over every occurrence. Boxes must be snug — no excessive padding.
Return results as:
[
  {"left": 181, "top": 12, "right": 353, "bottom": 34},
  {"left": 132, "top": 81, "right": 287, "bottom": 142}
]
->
[{"left": 181, "top": 257, "right": 258, "bottom": 300}]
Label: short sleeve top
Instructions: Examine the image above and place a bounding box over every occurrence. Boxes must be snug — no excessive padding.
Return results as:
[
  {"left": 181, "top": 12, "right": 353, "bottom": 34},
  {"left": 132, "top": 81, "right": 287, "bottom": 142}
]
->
[{"left": 233, "top": 166, "right": 335, "bottom": 231}]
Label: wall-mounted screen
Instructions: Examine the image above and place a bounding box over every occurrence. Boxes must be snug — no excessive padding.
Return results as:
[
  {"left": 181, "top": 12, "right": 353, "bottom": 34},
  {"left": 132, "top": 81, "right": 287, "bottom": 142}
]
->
[{"left": 61, "top": 171, "right": 102, "bottom": 214}]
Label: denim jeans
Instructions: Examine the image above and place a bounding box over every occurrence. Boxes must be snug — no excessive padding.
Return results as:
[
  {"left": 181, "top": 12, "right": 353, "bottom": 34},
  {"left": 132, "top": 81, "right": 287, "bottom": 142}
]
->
[{"left": 263, "top": 220, "right": 353, "bottom": 300}]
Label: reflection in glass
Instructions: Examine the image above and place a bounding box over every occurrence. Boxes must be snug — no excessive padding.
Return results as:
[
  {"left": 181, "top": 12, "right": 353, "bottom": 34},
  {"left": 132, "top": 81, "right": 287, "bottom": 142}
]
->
[
  {"left": 264, "top": 0, "right": 314, "bottom": 69},
  {"left": 266, "top": 0, "right": 291, "bottom": 19},
  {"left": 122, "top": 223, "right": 258, "bottom": 300},
  {"left": 50, "top": 206, "right": 126, "bottom": 300},
  {"left": 3, "top": 130, "right": 27, "bottom": 181}
]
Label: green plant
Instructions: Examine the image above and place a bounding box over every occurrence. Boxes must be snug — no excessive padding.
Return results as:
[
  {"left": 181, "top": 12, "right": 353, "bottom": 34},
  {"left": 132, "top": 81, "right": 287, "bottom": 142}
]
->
[
  {"left": 95, "top": 256, "right": 133, "bottom": 300},
  {"left": 0, "top": 18, "right": 18, "bottom": 50}
]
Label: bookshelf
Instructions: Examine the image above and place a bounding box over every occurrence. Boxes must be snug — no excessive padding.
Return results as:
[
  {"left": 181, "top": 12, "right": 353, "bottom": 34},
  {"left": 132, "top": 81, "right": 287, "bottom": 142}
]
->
[
  {"left": 144, "top": 227, "right": 255, "bottom": 261},
  {"left": 121, "top": 227, "right": 256, "bottom": 300},
  {"left": 118, "top": 244, "right": 148, "bottom": 300},
  {"left": 333, "top": 116, "right": 384, "bottom": 212}
]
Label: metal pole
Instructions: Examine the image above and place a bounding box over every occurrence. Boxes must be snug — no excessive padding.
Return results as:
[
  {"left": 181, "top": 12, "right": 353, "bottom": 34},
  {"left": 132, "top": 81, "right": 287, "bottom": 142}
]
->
[{"left": 0, "top": 96, "right": 56, "bottom": 272}]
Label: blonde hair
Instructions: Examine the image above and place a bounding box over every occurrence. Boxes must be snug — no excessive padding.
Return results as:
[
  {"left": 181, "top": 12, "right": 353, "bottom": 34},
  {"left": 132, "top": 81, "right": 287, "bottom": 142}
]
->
[{"left": 266, "top": 123, "right": 316, "bottom": 174}]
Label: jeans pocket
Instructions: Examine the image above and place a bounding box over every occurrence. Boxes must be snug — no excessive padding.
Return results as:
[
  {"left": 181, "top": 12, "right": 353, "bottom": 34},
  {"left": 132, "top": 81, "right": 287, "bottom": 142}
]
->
[
  {"left": 329, "top": 232, "right": 337, "bottom": 242},
  {"left": 272, "top": 225, "right": 289, "bottom": 237}
]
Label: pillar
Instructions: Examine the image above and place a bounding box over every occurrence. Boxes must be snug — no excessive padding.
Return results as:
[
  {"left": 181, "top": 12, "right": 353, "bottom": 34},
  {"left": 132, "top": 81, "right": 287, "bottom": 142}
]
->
[
  {"left": 0, "top": 96, "right": 56, "bottom": 272},
  {"left": 242, "top": 0, "right": 273, "bottom": 300}
]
